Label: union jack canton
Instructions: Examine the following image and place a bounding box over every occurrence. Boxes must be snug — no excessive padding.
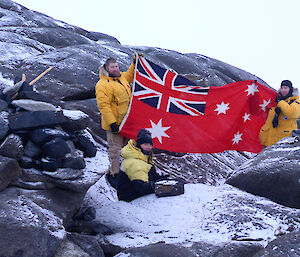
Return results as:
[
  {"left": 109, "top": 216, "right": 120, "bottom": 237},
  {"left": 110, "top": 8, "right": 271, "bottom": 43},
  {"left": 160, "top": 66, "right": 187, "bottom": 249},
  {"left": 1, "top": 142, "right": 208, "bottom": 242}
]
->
[{"left": 134, "top": 57, "right": 209, "bottom": 116}]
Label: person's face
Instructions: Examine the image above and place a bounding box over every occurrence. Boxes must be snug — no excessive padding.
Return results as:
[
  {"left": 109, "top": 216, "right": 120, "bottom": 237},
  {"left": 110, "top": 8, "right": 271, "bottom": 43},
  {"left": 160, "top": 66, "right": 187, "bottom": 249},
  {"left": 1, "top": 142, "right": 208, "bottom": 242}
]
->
[
  {"left": 107, "top": 62, "right": 120, "bottom": 77},
  {"left": 280, "top": 86, "right": 290, "bottom": 97},
  {"left": 140, "top": 143, "right": 153, "bottom": 152}
]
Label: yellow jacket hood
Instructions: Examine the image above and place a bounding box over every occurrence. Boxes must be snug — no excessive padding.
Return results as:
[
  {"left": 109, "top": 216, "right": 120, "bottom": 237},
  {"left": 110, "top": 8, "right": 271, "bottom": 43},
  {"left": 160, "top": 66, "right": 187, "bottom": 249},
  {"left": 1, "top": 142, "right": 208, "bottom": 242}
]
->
[
  {"left": 121, "top": 139, "right": 153, "bottom": 182},
  {"left": 121, "top": 139, "right": 153, "bottom": 164}
]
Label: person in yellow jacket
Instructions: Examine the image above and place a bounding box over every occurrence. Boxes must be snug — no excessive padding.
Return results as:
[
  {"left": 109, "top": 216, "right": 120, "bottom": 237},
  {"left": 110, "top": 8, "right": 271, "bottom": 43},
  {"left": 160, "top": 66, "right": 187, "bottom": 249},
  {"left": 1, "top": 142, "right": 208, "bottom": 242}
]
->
[
  {"left": 117, "top": 129, "right": 167, "bottom": 202},
  {"left": 260, "top": 80, "right": 300, "bottom": 147},
  {"left": 95, "top": 56, "right": 136, "bottom": 187}
]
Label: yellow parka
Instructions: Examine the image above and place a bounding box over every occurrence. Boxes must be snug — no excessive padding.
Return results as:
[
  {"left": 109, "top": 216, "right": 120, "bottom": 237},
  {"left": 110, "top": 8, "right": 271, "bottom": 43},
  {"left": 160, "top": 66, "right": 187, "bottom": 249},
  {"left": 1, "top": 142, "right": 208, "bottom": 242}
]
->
[
  {"left": 95, "top": 62, "right": 135, "bottom": 130},
  {"left": 259, "top": 94, "right": 300, "bottom": 146},
  {"left": 121, "top": 139, "right": 153, "bottom": 182}
]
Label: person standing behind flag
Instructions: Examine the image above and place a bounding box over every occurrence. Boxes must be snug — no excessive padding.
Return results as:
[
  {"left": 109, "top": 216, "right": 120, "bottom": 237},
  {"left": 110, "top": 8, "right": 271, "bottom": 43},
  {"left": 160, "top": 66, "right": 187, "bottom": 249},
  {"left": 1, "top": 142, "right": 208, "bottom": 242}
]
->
[
  {"left": 259, "top": 80, "right": 300, "bottom": 147},
  {"left": 95, "top": 55, "right": 137, "bottom": 187}
]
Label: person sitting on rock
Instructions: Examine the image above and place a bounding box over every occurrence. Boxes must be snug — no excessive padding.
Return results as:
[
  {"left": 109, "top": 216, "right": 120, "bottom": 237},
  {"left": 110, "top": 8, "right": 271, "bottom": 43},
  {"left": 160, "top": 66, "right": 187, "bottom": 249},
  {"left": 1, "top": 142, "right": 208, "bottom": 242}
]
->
[
  {"left": 117, "top": 129, "right": 167, "bottom": 202},
  {"left": 259, "top": 80, "right": 300, "bottom": 147}
]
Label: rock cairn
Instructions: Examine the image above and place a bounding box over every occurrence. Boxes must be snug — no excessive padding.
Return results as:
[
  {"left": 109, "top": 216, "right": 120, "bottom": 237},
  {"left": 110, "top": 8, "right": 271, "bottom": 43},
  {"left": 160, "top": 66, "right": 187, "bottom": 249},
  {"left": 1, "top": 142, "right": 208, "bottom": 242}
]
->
[{"left": 0, "top": 80, "right": 97, "bottom": 191}]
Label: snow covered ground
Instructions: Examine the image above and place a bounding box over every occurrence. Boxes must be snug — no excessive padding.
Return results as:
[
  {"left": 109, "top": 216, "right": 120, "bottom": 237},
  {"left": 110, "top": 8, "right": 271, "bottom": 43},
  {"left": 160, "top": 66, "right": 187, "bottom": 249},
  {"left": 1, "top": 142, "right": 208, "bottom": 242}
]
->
[{"left": 85, "top": 174, "right": 300, "bottom": 250}]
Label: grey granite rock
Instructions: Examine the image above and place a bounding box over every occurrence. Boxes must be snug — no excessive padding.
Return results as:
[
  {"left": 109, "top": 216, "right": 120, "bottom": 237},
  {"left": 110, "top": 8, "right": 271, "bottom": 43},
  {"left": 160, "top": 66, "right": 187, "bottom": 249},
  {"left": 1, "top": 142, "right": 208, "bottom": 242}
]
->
[
  {"left": 227, "top": 137, "right": 300, "bottom": 209},
  {"left": 0, "top": 155, "right": 22, "bottom": 191}
]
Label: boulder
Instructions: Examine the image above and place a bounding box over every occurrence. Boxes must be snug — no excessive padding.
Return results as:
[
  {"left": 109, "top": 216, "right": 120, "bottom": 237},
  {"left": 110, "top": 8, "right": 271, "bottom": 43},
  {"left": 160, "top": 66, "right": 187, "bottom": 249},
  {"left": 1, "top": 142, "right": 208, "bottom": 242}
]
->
[
  {"left": 62, "top": 150, "right": 86, "bottom": 170},
  {"left": 72, "top": 130, "right": 97, "bottom": 157},
  {"left": 253, "top": 230, "right": 300, "bottom": 257},
  {"left": 8, "top": 110, "right": 68, "bottom": 130},
  {"left": 115, "top": 243, "right": 196, "bottom": 257},
  {"left": 66, "top": 233, "right": 105, "bottom": 257},
  {"left": 72, "top": 206, "right": 96, "bottom": 222},
  {"left": 35, "top": 157, "right": 63, "bottom": 171},
  {"left": 68, "top": 220, "right": 113, "bottom": 236},
  {"left": 11, "top": 99, "right": 57, "bottom": 111},
  {"left": 0, "top": 134, "right": 24, "bottom": 160},
  {"left": 24, "top": 140, "right": 41, "bottom": 158},
  {"left": 18, "top": 90, "right": 59, "bottom": 105},
  {"left": 47, "top": 169, "right": 101, "bottom": 193},
  {"left": 42, "top": 168, "right": 83, "bottom": 180},
  {"left": 0, "top": 91, "right": 5, "bottom": 100},
  {"left": 0, "top": 99, "right": 8, "bottom": 111},
  {"left": 2, "top": 80, "right": 23, "bottom": 97},
  {"left": 54, "top": 240, "right": 89, "bottom": 257},
  {"left": 226, "top": 137, "right": 300, "bottom": 209},
  {"left": 12, "top": 179, "right": 56, "bottom": 190},
  {"left": 189, "top": 241, "right": 263, "bottom": 257},
  {"left": 19, "top": 156, "right": 35, "bottom": 169},
  {"left": 116, "top": 242, "right": 263, "bottom": 257},
  {"left": 0, "top": 155, "right": 22, "bottom": 191},
  {"left": 0, "top": 111, "right": 9, "bottom": 141},
  {"left": 30, "top": 127, "right": 70, "bottom": 145},
  {"left": 41, "top": 138, "right": 72, "bottom": 158},
  {"left": 61, "top": 99, "right": 107, "bottom": 146},
  {"left": 61, "top": 109, "right": 89, "bottom": 131},
  {"left": 0, "top": 186, "right": 83, "bottom": 257},
  {"left": 18, "top": 81, "right": 34, "bottom": 94}
]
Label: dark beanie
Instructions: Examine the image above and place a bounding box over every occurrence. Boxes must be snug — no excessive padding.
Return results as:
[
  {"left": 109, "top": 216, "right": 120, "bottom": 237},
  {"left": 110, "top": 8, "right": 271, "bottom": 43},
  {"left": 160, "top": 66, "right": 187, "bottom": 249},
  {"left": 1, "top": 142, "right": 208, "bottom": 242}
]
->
[
  {"left": 136, "top": 129, "right": 153, "bottom": 147},
  {"left": 281, "top": 80, "right": 293, "bottom": 90},
  {"left": 280, "top": 80, "right": 293, "bottom": 98}
]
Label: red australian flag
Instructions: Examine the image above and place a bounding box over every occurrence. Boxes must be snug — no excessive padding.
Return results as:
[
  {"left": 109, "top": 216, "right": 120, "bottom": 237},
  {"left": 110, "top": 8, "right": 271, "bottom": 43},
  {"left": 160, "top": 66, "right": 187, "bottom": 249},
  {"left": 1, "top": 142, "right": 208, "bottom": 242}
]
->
[{"left": 120, "top": 56, "right": 277, "bottom": 153}]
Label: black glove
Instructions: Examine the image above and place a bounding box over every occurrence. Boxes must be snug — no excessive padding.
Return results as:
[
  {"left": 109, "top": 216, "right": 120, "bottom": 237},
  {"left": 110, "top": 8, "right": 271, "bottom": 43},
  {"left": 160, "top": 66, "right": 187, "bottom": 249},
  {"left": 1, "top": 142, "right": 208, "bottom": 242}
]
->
[
  {"left": 110, "top": 122, "right": 119, "bottom": 133},
  {"left": 272, "top": 113, "right": 279, "bottom": 128},
  {"left": 148, "top": 165, "right": 158, "bottom": 181},
  {"left": 274, "top": 106, "right": 281, "bottom": 115},
  {"left": 149, "top": 166, "right": 156, "bottom": 173},
  {"left": 148, "top": 165, "right": 171, "bottom": 182}
]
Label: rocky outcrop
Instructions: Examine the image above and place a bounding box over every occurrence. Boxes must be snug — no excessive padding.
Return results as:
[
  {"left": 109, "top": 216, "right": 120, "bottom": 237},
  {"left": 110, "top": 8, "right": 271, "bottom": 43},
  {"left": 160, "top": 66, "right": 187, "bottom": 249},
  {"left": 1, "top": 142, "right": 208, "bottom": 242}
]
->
[
  {"left": 0, "top": 78, "right": 102, "bottom": 256},
  {"left": 0, "top": 153, "right": 105, "bottom": 257},
  {"left": 0, "top": 1, "right": 268, "bottom": 102},
  {"left": 226, "top": 137, "right": 300, "bottom": 209}
]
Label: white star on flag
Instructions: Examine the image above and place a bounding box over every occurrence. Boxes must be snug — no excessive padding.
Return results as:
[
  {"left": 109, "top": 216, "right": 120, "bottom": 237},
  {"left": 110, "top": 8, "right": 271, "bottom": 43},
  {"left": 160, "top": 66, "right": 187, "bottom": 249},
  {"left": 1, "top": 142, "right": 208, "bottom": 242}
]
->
[
  {"left": 242, "top": 113, "right": 251, "bottom": 122},
  {"left": 232, "top": 131, "right": 243, "bottom": 145},
  {"left": 214, "top": 101, "right": 230, "bottom": 115},
  {"left": 259, "top": 99, "right": 271, "bottom": 112},
  {"left": 245, "top": 83, "right": 259, "bottom": 96},
  {"left": 146, "top": 119, "right": 170, "bottom": 144}
]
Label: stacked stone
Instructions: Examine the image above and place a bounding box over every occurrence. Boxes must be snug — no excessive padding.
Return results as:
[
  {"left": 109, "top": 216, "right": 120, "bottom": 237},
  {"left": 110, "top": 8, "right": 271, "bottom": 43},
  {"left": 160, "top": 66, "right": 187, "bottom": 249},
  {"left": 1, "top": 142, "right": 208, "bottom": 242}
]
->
[{"left": 0, "top": 81, "right": 97, "bottom": 191}]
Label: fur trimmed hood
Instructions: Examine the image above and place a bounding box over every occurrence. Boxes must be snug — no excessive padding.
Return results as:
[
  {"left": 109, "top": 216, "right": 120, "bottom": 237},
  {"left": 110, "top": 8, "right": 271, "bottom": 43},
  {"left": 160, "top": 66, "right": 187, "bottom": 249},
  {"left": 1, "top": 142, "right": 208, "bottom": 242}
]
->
[
  {"left": 99, "top": 66, "right": 109, "bottom": 78},
  {"left": 293, "top": 87, "right": 299, "bottom": 96}
]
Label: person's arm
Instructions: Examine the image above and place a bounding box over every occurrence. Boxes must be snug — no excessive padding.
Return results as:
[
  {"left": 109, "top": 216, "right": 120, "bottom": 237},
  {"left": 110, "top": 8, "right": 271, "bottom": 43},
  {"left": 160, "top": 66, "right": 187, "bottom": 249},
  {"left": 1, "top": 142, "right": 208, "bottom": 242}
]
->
[
  {"left": 259, "top": 108, "right": 274, "bottom": 146},
  {"left": 131, "top": 180, "right": 155, "bottom": 196},
  {"left": 277, "top": 99, "right": 300, "bottom": 119},
  {"left": 123, "top": 62, "right": 135, "bottom": 84},
  {"left": 148, "top": 166, "right": 169, "bottom": 181},
  {"left": 95, "top": 83, "right": 116, "bottom": 127}
]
